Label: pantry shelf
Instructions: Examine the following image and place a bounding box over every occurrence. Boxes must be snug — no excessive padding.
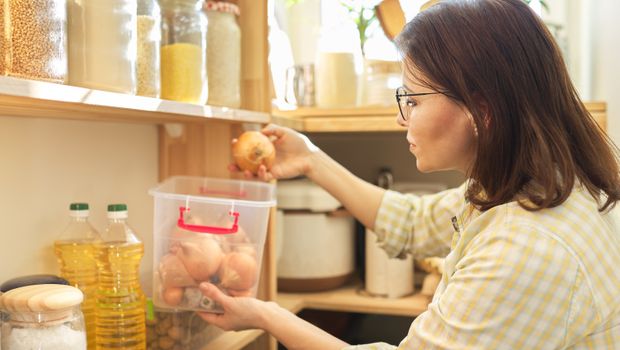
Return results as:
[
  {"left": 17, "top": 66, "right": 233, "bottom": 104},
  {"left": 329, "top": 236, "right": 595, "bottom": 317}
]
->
[
  {"left": 272, "top": 102, "right": 607, "bottom": 133},
  {"left": 277, "top": 282, "right": 432, "bottom": 317},
  {"left": 0, "top": 76, "right": 270, "bottom": 125}
]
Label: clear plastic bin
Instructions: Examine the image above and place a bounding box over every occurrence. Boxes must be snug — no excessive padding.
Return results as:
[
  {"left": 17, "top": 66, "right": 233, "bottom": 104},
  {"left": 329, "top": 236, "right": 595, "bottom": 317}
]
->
[{"left": 149, "top": 176, "right": 276, "bottom": 313}]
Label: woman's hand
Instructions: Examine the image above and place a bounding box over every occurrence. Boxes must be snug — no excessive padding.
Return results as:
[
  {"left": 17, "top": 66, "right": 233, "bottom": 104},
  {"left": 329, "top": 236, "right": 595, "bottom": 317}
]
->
[
  {"left": 197, "top": 282, "right": 271, "bottom": 331},
  {"left": 230, "top": 124, "right": 320, "bottom": 181}
]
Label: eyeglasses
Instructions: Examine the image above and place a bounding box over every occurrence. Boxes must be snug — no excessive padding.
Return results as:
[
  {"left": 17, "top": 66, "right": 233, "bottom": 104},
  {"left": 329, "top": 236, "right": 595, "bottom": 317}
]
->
[{"left": 395, "top": 86, "right": 445, "bottom": 122}]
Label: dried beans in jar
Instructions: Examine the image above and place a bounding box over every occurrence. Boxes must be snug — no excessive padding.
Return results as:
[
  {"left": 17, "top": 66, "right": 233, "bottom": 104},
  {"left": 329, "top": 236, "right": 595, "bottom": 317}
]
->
[{"left": 3, "top": 0, "right": 68, "bottom": 83}]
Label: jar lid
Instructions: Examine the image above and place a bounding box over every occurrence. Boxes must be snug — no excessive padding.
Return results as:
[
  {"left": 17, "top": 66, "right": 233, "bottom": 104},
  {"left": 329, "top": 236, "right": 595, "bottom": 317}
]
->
[
  {"left": 204, "top": 1, "right": 240, "bottom": 15},
  {"left": 0, "top": 284, "right": 83, "bottom": 313}
]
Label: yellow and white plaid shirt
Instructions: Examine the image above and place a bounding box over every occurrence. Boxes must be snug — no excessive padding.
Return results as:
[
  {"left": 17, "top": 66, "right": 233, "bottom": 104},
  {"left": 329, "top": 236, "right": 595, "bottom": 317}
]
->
[{"left": 346, "top": 183, "right": 620, "bottom": 349}]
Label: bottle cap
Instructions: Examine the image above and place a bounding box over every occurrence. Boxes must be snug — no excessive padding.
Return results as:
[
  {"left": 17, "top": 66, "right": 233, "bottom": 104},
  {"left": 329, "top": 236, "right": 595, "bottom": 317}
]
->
[
  {"left": 69, "top": 203, "right": 89, "bottom": 218},
  {"left": 107, "top": 204, "right": 128, "bottom": 219},
  {"left": 69, "top": 203, "right": 89, "bottom": 210}
]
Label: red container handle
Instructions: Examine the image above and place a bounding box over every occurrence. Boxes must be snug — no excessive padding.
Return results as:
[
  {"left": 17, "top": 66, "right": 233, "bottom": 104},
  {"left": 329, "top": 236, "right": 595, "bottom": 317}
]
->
[{"left": 177, "top": 207, "right": 239, "bottom": 234}]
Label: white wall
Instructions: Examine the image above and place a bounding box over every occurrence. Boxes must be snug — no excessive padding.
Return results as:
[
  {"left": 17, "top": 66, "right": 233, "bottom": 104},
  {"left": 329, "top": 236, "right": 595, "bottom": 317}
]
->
[
  {"left": 590, "top": 0, "right": 620, "bottom": 143},
  {"left": 0, "top": 117, "right": 158, "bottom": 291}
]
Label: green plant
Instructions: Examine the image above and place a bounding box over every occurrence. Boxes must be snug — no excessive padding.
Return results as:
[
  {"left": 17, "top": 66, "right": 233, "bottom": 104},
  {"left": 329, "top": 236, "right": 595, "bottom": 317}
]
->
[{"left": 339, "top": 0, "right": 380, "bottom": 57}]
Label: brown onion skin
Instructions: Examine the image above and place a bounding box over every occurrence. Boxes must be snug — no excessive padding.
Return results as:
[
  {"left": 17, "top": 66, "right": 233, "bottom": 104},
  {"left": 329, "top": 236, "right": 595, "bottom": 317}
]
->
[
  {"left": 162, "top": 286, "right": 184, "bottom": 306},
  {"left": 218, "top": 252, "right": 258, "bottom": 291},
  {"left": 232, "top": 131, "right": 276, "bottom": 174}
]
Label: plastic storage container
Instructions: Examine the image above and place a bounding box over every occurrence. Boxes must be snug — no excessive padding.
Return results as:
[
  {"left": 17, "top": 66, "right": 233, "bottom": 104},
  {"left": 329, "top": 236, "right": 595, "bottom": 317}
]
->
[
  {"left": 2, "top": 0, "right": 68, "bottom": 83},
  {"left": 145, "top": 306, "right": 223, "bottom": 349},
  {"left": 160, "top": 0, "right": 207, "bottom": 104},
  {"left": 0, "top": 284, "right": 86, "bottom": 350},
  {"left": 95, "top": 204, "right": 146, "bottom": 349},
  {"left": 204, "top": 1, "right": 241, "bottom": 108},
  {"left": 149, "top": 176, "right": 276, "bottom": 313},
  {"left": 68, "top": 0, "right": 137, "bottom": 93},
  {"left": 137, "top": 0, "right": 162, "bottom": 98},
  {"left": 54, "top": 203, "right": 101, "bottom": 350}
]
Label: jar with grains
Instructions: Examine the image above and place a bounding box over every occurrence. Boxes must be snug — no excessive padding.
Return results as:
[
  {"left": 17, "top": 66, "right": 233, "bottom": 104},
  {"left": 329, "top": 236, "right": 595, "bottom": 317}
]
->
[
  {"left": 137, "top": 0, "right": 161, "bottom": 98},
  {"left": 68, "top": 0, "right": 137, "bottom": 94},
  {"left": 160, "top": 0, "right": 207, "bottom": 104},
  {"left": 204, "top": 1, "right": 241, "bottom": 108},
  {"left": 2, "top": 0, "right": 68, "bottom": 83},
  {"left": 0, "top": 284, "right": 86, "bottom": 350}
]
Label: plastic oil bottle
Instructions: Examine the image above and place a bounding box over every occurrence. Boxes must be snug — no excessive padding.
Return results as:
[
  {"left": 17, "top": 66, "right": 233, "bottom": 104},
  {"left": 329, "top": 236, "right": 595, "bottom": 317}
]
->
[
  {"left": 95, "top": 204, "right": 146, "bottom": 350},
  {"left": 54, "top": 202, "right": 102, "bottom": 350}
]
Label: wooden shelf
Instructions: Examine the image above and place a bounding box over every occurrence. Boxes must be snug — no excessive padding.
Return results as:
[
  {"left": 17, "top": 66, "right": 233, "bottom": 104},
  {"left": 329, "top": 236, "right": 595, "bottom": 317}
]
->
[
  {"left": 272, "top": 106, "right": 402, "bottom": 132},
  {"left": 201, "top": 329, "right": 265, "bottom": 350},
  {"left": 0, "top": 76, "right": 270, "bottom": 125},
  {"left": 272, "top": 102, "right": 607, "bottom": 133},
  {"left": 277, "top": 282, "right": 432, "bottom": 317}
]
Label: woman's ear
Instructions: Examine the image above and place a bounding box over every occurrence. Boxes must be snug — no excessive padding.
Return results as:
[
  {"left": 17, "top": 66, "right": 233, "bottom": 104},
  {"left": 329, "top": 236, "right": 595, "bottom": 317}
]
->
[{"left": 472, "top": 93, "right": 491, "bottom": 130}]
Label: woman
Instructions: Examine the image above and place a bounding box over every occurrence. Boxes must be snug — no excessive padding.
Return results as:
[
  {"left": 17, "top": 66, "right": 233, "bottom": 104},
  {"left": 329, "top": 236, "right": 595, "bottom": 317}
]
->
[{"left": 199, "top": 0, "right": 620, "bottom": 348}]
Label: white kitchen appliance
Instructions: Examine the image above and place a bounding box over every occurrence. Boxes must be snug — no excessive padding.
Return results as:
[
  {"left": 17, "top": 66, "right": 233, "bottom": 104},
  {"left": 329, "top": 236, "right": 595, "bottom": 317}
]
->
[{"left": 276, "top": 179, "right": 355, "bottom": 292}]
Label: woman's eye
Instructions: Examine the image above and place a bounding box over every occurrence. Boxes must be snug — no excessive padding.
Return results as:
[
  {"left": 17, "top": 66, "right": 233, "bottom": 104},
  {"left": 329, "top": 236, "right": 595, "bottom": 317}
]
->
[{"left": 406, "top": 98, "right": 417, "bottom": 107}]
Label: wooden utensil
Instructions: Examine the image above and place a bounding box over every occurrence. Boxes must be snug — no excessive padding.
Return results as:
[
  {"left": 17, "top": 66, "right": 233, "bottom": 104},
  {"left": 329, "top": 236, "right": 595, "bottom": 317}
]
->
[{"left": 374, "top": 0, "right": 406, "bottom": 41}]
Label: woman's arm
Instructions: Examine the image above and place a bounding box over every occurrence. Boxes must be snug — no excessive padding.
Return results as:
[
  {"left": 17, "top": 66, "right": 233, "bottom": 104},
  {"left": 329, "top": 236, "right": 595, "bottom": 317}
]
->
[
  {"left": 198, "top": 283, "right": 349, "bottom": 350},
  {"left": 254, "top": 125, "right": 386, "bottom": 230}
]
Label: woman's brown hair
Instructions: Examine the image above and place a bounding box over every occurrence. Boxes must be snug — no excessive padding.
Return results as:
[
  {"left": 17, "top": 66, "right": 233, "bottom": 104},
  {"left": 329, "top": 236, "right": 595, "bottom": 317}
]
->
[{"left": 396, "top": 0, "right": 620, "bottom": 212}]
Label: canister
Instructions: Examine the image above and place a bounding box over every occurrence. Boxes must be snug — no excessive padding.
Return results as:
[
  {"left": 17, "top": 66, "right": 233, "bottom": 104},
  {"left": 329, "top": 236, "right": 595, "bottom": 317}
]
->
[
  {"left": 204, "top": 1, "right": 241, "bottom": 108},
  {"left": 0, "top": 284, "right": 85, "bottom": 350},
  {"left": 160, "top": 0, "right": 207, "bottom": 104}
]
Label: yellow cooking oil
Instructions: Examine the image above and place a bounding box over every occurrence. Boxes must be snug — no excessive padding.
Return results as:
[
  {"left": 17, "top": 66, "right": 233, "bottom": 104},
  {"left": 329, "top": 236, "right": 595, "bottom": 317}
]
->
[
  {"left": 95, "top": 240, "right": 146, "bottom": 350},
  {"left": 54, "top": 240, "right": 99, "bottom": 350}
]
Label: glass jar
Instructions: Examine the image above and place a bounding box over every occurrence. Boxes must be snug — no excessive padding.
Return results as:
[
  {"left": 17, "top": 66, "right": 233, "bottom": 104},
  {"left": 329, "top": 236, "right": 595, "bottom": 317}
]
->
[
  {"left": 68, "top": 0, "right": 137, "bottom": 94},
  {"left": 359, "top": 59, "right": 401, "bottom": 107},
  {"left": 0, "top": 284, "right": 86, "bottom": 350},
  {"left": 3, "top": 0, "right": 68, "bottom": 83},
  {"left": 160, "top": 0, "right": 207, "bottom": 104},
  {"left": 204, "top": 1, "right": 241, "bottom": 108},
  {"left": 137, "top": 0, "right": 161, "bottom": 98}
]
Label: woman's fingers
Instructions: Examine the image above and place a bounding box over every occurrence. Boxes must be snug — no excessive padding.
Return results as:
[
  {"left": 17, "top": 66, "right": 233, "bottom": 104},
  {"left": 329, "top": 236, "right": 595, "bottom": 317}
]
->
[
  {"left": 197, "top": 283, "right": 231, "bottom": 328},
  {"left": 200, "top": 282, "right": 228, "bottom": 306},
  {"left": 262, "top": 124, "right": 285, "bottom": 138}
]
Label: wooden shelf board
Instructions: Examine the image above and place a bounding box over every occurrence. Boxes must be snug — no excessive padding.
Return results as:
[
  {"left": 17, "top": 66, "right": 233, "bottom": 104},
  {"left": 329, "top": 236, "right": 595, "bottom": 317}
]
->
[
  {"left": 278, "top": 282, "right": 432, "bottom": 317},
  {"left": 0, "top": 76, "right": 270, "bottom": 125},
  {"left": 201, "top": 329, "right": 265, "bottom": 350},
  {"left": 272, "top": 102, "right": 607, "bottom": 133}
]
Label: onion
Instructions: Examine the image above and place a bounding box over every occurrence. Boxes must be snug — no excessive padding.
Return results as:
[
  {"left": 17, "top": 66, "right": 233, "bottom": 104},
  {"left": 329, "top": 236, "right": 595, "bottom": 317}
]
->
[
  {"left": 232, "top": 131, "right": 276, "bottom": 174},
  {"left": 159, "top": 253, "right": 197, "bottom": 288},
  {"left": 162, "top": 286, "right": 184, "bottom": 306},
  {"left": 176, "top": 237, "right": 224, "bottom": 281},
  {"left": 218, "top": 252, "right": 258, "bottom": 291}
]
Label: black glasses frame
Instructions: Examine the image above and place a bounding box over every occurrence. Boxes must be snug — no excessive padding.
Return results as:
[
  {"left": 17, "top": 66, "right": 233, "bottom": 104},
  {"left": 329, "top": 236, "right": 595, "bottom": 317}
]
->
[{"left": 395, "top": 86, "right": 445, "bottom": 122}]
